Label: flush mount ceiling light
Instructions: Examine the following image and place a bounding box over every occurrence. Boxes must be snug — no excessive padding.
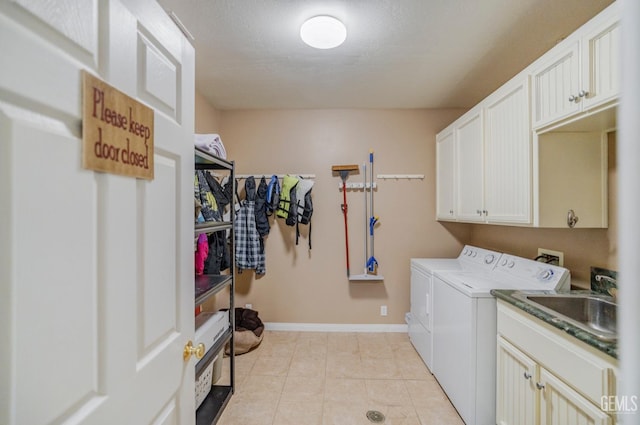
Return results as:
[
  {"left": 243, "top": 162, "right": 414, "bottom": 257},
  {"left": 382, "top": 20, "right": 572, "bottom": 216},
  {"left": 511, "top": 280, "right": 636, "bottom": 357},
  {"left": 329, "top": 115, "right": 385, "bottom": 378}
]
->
[{"left": 300, "top": 15, "right": 347, "bottom": 49}]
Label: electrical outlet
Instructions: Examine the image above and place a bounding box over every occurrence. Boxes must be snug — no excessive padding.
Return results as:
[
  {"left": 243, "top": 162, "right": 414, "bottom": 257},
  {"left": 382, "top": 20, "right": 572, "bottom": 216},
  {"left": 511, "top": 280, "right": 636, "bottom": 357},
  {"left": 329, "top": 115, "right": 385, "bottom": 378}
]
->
[
  {"left": 245, "top": 303, "right": 253, "bottom": 309},
  {"left": 537, "top": 248, "right": 564, "bottom": 266},
  {"left": 380, "top": 305, "right": 387, "bottom": 316}
]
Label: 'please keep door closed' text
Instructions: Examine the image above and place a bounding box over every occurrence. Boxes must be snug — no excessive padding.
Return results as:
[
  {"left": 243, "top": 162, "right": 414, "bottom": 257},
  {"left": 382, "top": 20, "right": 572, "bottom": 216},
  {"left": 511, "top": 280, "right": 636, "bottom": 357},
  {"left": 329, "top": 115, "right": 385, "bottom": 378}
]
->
[{"left": 82, "top": 71, "right": 154, "bottom": 180}]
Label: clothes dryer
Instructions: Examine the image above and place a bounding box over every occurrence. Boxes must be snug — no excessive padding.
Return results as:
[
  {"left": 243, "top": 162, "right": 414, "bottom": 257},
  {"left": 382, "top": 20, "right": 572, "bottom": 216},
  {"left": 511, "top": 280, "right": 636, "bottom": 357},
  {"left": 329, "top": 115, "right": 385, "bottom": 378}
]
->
[{"left": 408, "top": 245, "right": 502, "bottom": 371}]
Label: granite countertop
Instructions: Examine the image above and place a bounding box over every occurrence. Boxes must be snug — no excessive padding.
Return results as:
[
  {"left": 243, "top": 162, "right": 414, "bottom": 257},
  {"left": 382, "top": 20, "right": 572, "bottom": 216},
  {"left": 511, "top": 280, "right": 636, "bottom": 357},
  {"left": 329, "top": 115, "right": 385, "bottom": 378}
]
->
[{"left": 492, "top": 289, "right": 618, "bottom": 359}]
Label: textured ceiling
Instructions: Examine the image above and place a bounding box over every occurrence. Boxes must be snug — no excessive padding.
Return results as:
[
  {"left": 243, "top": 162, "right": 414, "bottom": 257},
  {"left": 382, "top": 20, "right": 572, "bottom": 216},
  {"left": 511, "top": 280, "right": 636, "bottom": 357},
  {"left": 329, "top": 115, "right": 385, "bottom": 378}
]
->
[{"left": 157, "top": 0, "right": 614, "bottom": 110}]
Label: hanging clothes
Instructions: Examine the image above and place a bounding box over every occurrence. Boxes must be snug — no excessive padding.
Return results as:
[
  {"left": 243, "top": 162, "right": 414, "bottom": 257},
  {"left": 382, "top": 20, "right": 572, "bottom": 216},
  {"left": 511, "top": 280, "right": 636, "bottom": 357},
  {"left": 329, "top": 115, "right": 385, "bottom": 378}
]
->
[
  {"left": 254, "top": 176, "right": 270, "bottom": 238},
  {"left": 194, "top": 233, "right": 209, "bottom": 275},
  {"left": 204, "top": 231, "right": 229, "bottom": 274},
  {"left": 205, "top": 171, "right": 231, "bottom": 212},
  {"left": 277, "top": 174, "right": 299, "bottom": 226},
  {"left": 194, "top": 170, "right": 231, "bottom": 274},
  {"left": 195, "top": 170, "right": 220, "bottom": 221},
  {"left": 294, "top": 178, "right": 314, "bottom": 249},
  {"left": 234, "top": 176, "right": 266, "bottom": 275},
  {"left": 265, "top": 175, "right": 280, "bottom": 216}
]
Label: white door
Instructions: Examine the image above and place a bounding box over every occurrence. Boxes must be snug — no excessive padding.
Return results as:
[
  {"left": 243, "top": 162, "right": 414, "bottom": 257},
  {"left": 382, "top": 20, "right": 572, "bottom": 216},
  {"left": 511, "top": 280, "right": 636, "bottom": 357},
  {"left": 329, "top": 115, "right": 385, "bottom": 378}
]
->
[{"left": 0, "top": 1, "right": 195, "bottom": 424}]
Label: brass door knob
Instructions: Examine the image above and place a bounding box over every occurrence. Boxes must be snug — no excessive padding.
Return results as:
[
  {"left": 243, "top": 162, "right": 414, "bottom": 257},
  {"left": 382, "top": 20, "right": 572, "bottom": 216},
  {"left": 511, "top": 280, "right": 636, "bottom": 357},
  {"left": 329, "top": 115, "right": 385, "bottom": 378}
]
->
[{"left": 183, "top": 340, "right": 205, "bottom": 361}]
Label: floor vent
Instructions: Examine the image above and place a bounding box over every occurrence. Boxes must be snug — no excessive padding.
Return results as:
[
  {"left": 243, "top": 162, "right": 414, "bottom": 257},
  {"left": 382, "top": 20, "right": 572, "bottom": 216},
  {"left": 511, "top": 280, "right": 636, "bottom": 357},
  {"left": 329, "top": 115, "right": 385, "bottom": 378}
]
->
[{"left": 366, "top": 410, "right": 385, "bottom": 423}]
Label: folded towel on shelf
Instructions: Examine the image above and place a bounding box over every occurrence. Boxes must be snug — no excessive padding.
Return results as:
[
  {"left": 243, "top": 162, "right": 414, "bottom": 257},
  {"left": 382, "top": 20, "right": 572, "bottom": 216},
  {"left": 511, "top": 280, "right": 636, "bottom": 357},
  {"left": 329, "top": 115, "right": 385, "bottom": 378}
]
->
[{"left": 195, "top": 133, "right": 227, "bottom": 159}]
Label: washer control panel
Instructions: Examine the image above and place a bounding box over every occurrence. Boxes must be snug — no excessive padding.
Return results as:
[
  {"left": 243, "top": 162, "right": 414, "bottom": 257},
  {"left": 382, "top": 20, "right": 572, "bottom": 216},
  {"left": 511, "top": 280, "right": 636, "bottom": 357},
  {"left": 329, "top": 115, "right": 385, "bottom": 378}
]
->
[
  {"left": 458, "top": 245, "right": 502, "bottom": 270},
  {"left": 494, "top": 254, "right": 570, "bottom": 291}
]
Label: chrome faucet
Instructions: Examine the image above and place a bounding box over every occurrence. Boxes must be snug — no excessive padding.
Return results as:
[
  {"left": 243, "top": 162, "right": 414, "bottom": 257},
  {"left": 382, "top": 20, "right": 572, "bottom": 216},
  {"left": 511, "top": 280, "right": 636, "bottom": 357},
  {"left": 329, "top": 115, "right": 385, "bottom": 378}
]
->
[
  {"left": 595, "top": 274, "right": 618, "bottom": 301},
  {"left": 595, "top": 275, "right": 617, "bottom": 285}
]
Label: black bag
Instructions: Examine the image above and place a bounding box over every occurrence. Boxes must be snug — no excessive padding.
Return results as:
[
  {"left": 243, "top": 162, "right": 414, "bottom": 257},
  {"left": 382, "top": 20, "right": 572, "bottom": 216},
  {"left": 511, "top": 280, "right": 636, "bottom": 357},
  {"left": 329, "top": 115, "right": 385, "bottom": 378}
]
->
[{"left": 298, "top": 187, "right": 313, "bottom": 225}]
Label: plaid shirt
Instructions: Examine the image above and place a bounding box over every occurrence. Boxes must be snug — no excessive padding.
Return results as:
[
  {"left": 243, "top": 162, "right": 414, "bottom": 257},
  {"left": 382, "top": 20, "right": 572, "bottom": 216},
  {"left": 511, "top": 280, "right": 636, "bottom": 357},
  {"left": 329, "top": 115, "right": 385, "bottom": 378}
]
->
[{"left": 234, "top": 184, "right": 266, "bottom": 275}]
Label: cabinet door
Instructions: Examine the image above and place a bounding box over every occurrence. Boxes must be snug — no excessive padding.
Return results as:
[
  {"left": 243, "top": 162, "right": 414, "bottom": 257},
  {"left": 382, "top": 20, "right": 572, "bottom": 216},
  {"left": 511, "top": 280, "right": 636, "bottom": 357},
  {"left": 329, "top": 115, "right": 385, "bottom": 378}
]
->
[
  {"left": 455, "top": 108, "right": 485, "bottom": 222},
  {"left": 484, "top": 78, "right": 532, "bottom": 224},
  {"left": 532, "top": 41, "right": 581, "bottom": 129},
  {"left": 436, "top": 127, "right": 456, "bottom": 220},
  {"left": 410, "top": 266, "right": 433, "bottom": 369},
  {"left": 539, "top": 368, "right": 612, "bottom": 425},
  {"left": 536, "top": 131, "right": 608, "bottom": 228},
  {"left": 496, "top": 337, "right": 538, "bottom": 425},
  {"left": 410, "top": 267, "right": 432, "bottom": 331},
  {"left": 581, "top": 15, "right": 620, "bottom": 111}
]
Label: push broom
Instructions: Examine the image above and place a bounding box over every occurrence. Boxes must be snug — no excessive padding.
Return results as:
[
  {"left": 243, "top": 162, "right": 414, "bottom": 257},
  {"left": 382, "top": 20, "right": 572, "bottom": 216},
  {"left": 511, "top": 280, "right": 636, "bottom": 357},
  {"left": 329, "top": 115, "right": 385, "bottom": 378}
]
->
[{"left": 332, "top": 164, "right": 359, "bottom": 278}]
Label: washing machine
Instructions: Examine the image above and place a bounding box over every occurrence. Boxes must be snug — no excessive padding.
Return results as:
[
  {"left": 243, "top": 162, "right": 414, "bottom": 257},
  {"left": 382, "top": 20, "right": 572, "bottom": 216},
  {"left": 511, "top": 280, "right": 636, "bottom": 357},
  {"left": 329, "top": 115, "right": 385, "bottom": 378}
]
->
[
  {"left": 431, "top": 254, "right": 570, "bottom": 425},
  {"left": 408, "top": 245, "right": 502, "bottom": 372}
]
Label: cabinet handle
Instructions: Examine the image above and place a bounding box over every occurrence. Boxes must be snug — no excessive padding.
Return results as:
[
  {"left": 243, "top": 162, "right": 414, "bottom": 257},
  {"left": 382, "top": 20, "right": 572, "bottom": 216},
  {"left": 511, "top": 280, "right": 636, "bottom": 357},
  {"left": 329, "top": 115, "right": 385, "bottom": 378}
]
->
[
  {"left": 482, "top": 210, "right": 488, "bottom": 216},
  {"left": 523, "top": 372, "right": 531, "bottom": 380},
  {"left": 477, "top": 209, "right": 482, "bottom": 216},
  {"left": 578, "top": 89, "right": 589, "bottom": 98},
  {"left": 568, "top": 94, "right": 576, "bottom": 102},
  {"left": 567, "top": 209, "right": 579, "bottom": 228},
  {"left": 536, "top": 382, "right": 545, "bottom": 390},
  {"left": 449, "top": 209, "right": 454, "bottom": 215}
]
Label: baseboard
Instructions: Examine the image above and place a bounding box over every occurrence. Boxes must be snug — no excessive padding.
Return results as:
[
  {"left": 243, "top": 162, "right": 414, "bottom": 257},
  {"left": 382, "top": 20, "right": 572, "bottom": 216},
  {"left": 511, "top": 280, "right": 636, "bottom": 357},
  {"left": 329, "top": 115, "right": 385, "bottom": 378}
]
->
[{"left": 263, "top": 322, "right": 408, "bottom": 333}]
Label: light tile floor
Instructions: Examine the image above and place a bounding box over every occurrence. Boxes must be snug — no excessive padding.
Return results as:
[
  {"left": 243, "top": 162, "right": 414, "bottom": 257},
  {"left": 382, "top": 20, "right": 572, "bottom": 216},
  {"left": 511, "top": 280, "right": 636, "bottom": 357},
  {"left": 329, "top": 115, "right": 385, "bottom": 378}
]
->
[{"left": 216, "top": 331, "right": 464, "bottom": 425}]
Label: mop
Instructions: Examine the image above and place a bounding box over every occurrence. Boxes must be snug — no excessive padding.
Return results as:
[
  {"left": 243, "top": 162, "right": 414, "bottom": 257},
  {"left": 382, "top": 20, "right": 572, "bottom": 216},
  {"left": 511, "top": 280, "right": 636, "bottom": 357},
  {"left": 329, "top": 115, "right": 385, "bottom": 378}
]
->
[
  {"left": 332, "top": 164, "right": 359, "bottom": 278},
  {"left": 348, "top": 151, "right": 383, "bottom": 282},
  {"left": 348, "top": 163, "right": 376, "bottom": 281},
  {"left": 366, "top": 150, "right": 380, "bottom": 276}
]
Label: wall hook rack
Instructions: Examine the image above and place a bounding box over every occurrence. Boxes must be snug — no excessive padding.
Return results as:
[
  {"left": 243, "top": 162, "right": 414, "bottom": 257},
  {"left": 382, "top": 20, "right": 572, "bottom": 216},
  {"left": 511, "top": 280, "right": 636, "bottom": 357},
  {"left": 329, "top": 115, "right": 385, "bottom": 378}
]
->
[{"left": 376, "top": 174, "right": 424, "bottom": 180}]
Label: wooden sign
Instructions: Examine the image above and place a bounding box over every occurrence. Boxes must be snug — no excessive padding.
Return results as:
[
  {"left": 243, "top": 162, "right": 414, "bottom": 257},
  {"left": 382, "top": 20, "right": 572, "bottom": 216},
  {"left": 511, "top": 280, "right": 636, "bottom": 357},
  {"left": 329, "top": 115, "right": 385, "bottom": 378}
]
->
[{"left": 82, "top": 71, "right": 154, "bottom": 180}]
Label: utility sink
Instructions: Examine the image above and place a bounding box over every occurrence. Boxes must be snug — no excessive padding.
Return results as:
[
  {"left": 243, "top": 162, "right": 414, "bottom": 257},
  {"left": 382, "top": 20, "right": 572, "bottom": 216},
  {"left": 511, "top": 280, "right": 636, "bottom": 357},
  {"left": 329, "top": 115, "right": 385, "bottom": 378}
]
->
[{"left": 512, "top": 292, "right": 617, "bottom": 341}]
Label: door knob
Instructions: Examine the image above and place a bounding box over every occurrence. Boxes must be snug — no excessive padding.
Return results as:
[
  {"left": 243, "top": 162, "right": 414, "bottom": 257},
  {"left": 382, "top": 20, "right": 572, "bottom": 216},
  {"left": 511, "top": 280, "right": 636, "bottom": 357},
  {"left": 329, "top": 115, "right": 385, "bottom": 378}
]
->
[{"left": 183, "top": 340, "right": 206, "bottom": 361}]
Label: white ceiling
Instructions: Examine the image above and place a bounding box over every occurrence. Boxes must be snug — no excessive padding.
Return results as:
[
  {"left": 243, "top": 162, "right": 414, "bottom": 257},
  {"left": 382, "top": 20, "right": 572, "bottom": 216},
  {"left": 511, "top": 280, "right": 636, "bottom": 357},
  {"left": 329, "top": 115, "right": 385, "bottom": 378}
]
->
[{"left": 157, "top": 0, "right": 613, "bottom": 110}]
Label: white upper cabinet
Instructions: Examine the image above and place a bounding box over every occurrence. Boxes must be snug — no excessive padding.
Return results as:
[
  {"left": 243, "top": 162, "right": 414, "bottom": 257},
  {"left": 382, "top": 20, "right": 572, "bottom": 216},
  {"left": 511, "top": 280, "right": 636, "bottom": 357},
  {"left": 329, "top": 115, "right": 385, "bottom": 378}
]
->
[
  {"left": 435, "top": 75, "right": 531, "bottom": 226},
  {"left": 580, "top": 9, "right": 620, "bottom": 111},
  {"left": 484, "top": 77, "right": 531, "bottom": 225},
  {"left": 534, "top": 131, "right": 609, "bottom": 228},
  {"left": 455, "top": 107, "right": 485, "bottom": 222},
  {"left": 532, "top": 2, "right": 620, "bottom": 130},
  {"left": 532, "top": 41, "right": 582, "bottom": 129},
  {"left": 436, "top": 126, "right": 456, "bottom": 220},
  {"left": 435, "top": 2, "right": 617, "bottom": 228}
]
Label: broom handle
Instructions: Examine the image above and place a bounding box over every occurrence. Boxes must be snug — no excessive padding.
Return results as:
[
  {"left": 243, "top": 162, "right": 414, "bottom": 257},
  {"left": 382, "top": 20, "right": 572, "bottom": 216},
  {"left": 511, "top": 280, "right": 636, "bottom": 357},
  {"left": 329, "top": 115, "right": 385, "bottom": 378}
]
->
[
  {"left": 369, "top": 151, "right": 374, "bottom": 254},
  {"left": 342, "top": 179, "right": 350, "bottom": 277},
  {"left": 363, "top": 163, "right": 368, "bottom": 273}
]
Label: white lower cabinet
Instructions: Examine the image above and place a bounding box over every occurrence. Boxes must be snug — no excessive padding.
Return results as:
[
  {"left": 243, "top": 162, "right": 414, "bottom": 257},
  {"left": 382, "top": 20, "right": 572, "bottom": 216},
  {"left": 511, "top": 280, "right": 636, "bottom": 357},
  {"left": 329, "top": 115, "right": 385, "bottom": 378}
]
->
[
  {"left": 539, "top": 367, "right": 612, "bottom": 425},
  {"left": 498, "top": 336, "right": 612, "bottom": 425},
  {"left": 496, "top": 301, "right": 617, "bottom": 425},
  {"left": 497, "top": 336, "right": 538, "bottom": 425}
]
